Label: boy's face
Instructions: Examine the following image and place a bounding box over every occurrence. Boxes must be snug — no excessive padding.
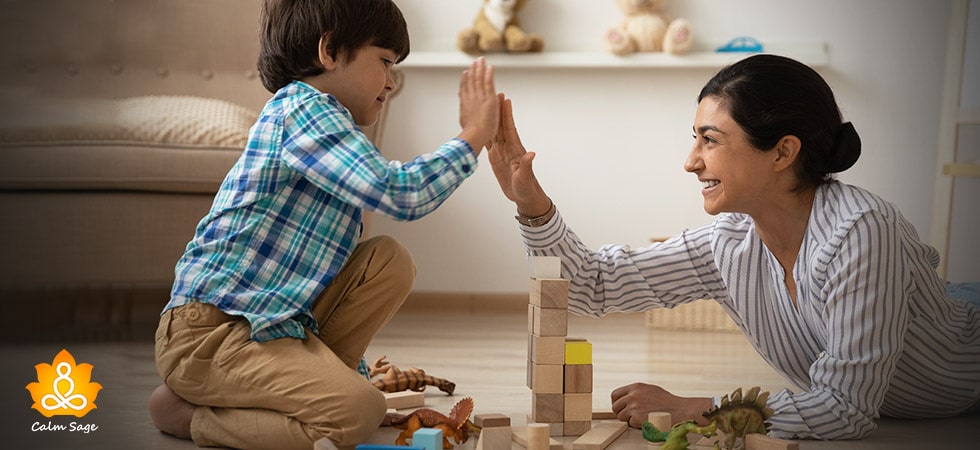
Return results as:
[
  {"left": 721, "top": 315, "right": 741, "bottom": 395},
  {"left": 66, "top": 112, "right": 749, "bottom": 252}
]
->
[{"left": 306, "top": 45, "right": 398, "bottom": 126}]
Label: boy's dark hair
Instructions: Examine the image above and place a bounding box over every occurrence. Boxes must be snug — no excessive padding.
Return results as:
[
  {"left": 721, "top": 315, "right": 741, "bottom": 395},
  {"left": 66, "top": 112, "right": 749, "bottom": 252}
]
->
[
  {"left": 698, "top": 54, "right": 861, "bottom": 191},
  {"left": 258, "top": 0, "right": 410, "bottom": 93}
]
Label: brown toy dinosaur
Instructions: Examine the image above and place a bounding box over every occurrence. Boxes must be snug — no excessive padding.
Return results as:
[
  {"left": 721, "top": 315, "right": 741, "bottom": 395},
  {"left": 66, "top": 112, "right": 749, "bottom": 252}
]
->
[
  {"left": 370, "top": 355, "right": 456, "bottom": 395},
  {"left": 701, "top": 386, "right": 775, "bottom": 450},
  {"left": 387, "top": 397, "right": 480, "bottom": 449}
]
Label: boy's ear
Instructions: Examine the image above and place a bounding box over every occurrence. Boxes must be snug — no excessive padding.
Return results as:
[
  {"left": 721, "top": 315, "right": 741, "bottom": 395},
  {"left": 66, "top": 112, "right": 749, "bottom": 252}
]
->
[{"left": 317, "top": 33, "right": 339, "bottom": 70}]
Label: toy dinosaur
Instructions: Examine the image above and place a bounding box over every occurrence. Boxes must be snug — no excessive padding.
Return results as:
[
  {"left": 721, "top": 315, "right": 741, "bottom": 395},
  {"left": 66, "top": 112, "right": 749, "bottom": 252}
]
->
[
  {"left": 370, "top": 355, "right": 456, "bottom": 395},
  {"left": 701, "top": 386, "right": 775, "bottom": 450},
  {"left": 642, "top": 420, "right": 718, "bottom": 450},
  {"left": 387, "top": 397, "right": 480, "bottom": 449}
]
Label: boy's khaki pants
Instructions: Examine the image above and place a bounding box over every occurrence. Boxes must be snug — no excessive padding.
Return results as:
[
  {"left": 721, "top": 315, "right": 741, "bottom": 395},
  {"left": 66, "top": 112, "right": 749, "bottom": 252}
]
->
[{"left": 155, "top": 236, "right": 414, "bottom": 450}]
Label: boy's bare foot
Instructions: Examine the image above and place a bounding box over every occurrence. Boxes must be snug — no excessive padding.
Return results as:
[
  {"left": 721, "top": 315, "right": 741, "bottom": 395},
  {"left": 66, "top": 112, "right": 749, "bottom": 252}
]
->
[{"left": 148, "top": 384, "right": 195, "bottom": 439}]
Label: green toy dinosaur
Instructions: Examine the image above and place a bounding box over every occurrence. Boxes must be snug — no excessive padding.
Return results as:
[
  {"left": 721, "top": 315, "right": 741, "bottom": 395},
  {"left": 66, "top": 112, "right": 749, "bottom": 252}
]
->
[{"left": 641, "top": 420, "right": 718, "bottom": 450}]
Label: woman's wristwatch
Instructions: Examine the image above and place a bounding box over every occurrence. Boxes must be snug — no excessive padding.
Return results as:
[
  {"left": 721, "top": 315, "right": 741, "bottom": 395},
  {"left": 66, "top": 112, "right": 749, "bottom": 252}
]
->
[{"left": 515, "top": 201, "right": 556, "bottom": 227}]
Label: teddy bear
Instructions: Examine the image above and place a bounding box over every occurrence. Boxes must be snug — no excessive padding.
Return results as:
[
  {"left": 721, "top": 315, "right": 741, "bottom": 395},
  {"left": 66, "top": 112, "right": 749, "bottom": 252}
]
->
[
  {"left": 605, "top": 0, "right": 693, "bottom": 56},
  {"left": 457, "top": 0, "right": 544, "bottom": 55}
]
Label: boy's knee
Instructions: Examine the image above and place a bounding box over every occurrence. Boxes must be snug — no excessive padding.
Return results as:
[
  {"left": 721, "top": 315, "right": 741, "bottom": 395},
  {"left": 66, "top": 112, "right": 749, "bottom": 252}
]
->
[
  {"left": 363, "top": 235, "right": 415, "bottom": 283},
  {"left": 314, "top": 384, "right": 386, "bottom": 447}
]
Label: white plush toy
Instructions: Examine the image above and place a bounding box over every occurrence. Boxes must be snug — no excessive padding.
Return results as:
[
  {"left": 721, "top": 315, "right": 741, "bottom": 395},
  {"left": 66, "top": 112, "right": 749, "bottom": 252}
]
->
[{"left": 605, "top": 0, "right": 693, "bottom": 55}]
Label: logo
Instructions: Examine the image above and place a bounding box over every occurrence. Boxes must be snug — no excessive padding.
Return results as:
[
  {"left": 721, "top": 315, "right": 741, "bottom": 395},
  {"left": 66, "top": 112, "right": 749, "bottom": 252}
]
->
[{"left": 25, "top": 349, "right": 102, "bottom": 418}]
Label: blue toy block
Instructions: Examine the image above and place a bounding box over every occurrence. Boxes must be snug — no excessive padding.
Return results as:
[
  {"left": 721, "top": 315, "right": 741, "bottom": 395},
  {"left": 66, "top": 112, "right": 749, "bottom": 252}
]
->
[
  {"left": 355, "top": 445, "right": 424, "bottom": 450},
  {"left": 412, "top": 428, "right": 443, "bottom": 450}
]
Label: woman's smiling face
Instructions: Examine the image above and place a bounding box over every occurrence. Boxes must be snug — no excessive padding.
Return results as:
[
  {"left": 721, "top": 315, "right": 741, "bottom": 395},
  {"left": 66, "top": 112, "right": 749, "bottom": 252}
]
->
[{"left": 685, "top": 95, "right": 777, "bottom": 216}]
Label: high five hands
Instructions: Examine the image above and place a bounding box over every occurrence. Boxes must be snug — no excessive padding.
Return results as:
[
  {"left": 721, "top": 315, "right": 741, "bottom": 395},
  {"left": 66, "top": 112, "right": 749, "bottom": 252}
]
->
[{"left": 487, "top": 96, "right": 552, "bottom": 218}]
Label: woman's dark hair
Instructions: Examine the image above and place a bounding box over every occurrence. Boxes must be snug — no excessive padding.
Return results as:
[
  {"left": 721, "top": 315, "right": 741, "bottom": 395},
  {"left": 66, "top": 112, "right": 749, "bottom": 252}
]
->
[
  {"left": 258, "top": 0, "right": 410, "bottom": 93},
  {"left": 698, "top": 54, "right": 861, "bottom": 191}
]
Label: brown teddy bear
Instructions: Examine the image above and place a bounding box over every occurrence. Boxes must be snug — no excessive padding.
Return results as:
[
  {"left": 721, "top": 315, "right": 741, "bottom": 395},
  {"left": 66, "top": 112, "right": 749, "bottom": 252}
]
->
[
  {"left": 605, "top": 0, "right": 693, "bottom": 55},
  {"left": 457, "top": 0, "right": 544, "bottom": 55}
]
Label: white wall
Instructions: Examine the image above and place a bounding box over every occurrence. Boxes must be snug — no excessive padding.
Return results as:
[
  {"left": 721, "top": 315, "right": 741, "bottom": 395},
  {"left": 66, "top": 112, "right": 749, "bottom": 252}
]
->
[{"left": 373, "top": 0, "right": 966, "bottom": 292}]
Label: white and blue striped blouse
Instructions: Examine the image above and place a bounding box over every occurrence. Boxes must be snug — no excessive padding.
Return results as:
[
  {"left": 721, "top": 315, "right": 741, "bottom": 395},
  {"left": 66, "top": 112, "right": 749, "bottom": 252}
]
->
[{"left": 521, "top": 181, "right": 979, "bottom": 439}]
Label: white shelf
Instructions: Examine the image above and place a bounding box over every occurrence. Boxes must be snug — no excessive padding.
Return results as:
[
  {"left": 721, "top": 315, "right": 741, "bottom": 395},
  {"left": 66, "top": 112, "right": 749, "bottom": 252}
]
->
[
  {"left": 944, "top": 162, "right": 980, "bottom": 178},
  {"left": 398, "top": 42, "right": 828, "bottom": 69}
]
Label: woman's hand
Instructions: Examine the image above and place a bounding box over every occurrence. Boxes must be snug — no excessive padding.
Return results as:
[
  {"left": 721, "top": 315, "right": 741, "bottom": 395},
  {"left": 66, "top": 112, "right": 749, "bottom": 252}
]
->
[
  {"left": 487, "top": 96, "right": 551, "bottom": 217},
  {"left": 610, "top": 382, "right": 713, "bottom": 429}
]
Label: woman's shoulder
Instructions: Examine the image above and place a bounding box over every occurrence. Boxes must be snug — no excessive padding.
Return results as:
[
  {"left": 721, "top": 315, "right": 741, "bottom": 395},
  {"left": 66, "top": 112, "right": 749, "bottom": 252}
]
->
[{"left": 815, "top": 181, "right": 901, "bottom": 222}]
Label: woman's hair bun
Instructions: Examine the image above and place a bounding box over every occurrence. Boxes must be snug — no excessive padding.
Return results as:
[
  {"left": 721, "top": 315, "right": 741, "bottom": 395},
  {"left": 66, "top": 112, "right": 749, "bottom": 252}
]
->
[{"left": 828, "top": 121, "right": 861, "bottom": 173}]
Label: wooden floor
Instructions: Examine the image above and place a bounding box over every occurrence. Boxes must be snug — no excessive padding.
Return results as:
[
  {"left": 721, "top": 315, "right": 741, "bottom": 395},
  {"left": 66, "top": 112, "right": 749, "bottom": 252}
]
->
[{"left": 1, "top": 308, "right": 976, "bottom": 449}]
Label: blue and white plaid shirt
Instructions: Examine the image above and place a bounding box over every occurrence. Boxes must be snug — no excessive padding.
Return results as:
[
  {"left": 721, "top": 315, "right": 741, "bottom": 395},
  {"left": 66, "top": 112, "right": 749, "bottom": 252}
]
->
[{"left": 167, "top": 81, "right": 478, "bottom": 342}]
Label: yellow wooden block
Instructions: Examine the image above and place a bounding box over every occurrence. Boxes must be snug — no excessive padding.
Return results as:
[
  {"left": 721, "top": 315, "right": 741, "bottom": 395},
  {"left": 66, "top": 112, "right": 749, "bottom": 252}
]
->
[{"left": 565, "top": 339, "right": 592, "bottom": 364}]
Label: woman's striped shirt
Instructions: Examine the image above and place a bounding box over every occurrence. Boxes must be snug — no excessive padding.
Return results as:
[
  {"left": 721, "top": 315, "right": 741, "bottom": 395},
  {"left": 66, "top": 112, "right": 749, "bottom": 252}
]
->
[{"left": 520, "top": 181, "right": 979, "bottom": 439}]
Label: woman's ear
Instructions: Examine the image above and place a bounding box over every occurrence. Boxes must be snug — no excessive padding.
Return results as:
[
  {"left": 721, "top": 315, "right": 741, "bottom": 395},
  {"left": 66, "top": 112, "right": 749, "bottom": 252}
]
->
[
  {"left": 317, "top": 33, "right": 338, "bottom": 70},
  {"left": 772, "top": 135, "right": 802, "bottom": 173}
]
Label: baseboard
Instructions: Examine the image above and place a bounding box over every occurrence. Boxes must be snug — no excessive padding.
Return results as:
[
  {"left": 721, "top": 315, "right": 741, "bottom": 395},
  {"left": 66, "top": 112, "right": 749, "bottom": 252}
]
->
[
  {"left": 401, "top": 291, "right": 527, "bottom": 314},
  {"left": 0, "top": 283, "right": 170, "bottom": 343}
]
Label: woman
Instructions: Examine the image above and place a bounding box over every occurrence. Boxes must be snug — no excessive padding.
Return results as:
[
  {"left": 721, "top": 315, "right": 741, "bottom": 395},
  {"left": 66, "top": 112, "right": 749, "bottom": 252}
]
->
[{"left": 488, "top": 54, "right": 980, "bottom": 440}]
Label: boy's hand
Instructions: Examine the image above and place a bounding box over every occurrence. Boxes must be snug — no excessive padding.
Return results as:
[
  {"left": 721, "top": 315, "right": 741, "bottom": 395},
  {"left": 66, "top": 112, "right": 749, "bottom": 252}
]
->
[
  {"left": 457, "top": 57, "right": 499, "bottom": 155},
  {"left": 487, "top": 96, "right": 551, "bottom": 217}
]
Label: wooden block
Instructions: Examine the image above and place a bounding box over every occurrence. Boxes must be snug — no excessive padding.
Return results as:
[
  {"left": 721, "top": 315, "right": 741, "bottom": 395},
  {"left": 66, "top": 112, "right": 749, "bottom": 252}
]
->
[
  {"left": 512, "top": 426, "right": 562, "bottom": 450},
  {"left": 529, "top": 334, "right": 565, "bottom": 365},
  {"left": 563, "top": 420, "right": 592, "bottom": 436},
  {"left": 412, "top": 428, "right": 442, "bottom": 450},
  {"left": 646, "top": 412, "right": 671, "bottom": 433},
  {"left": 591, "top": 410, "right": 617, "bottom": 420},
  {"left": 530, "top": 363, "right": 564, "bottom": 393},
  {"left": 564, "top": 364, "right": 593, "bottom": 393},
  {"left": 474, "top": 413, "right": 511, "bottom": 428},
  {"left": 564, "top": 393, "right": 593, "bottom": 422},
  {"left": 531, "top": 305, "right": 568, "bottom": 337},
  {"left": 564, "top": 339, "right": 592, "bottom": 364},
  {"left": 744, "top": 433, "right": 799, "bottom": 450},
  {"left": 693, "top": 433, "right": 724, "bottom": 449},
  {"left": 476, "top": 426, "right": 512, "bottom": 450},
  {"left": 384, "top": 390, "right": 425, "bottom": 410},
  {"left": 528, "top": 304, "right": 534, "bottom": 333},
  {"left": 530, "top": 278, "right": 568, "bottom": 309},
  {"left": 526, "top": 423, "right": 550, "bottom": 450},
  {"left": 531, "top": 393, "right": 564, "bottom": 423},
  {"left": 571, "top": 421, "right": 628, "bottom": 450},
  {"left": 530, "top": 256, "right": 562, "bottom": 278},
  {"left": 355, "top": 446, "right": 424, "bottom": 450}
]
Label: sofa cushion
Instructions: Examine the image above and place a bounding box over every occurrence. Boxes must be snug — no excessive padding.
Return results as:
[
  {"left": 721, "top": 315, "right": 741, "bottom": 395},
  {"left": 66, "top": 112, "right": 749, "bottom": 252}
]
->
[{"left": 0, "top": 94, "right": 257, "bottom": 193}]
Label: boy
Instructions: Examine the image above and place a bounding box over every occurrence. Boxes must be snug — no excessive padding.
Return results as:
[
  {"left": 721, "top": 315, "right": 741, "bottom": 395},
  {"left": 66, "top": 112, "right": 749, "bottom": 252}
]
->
[{"left": 148, "top": 1, "right": 500, "bottom": 449}]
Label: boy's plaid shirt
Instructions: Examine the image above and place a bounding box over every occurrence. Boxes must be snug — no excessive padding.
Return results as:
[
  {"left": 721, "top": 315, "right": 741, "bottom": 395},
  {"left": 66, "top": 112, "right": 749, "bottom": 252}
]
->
[{"left": 167, "top": 81, "right": 477, "bottom": 342}]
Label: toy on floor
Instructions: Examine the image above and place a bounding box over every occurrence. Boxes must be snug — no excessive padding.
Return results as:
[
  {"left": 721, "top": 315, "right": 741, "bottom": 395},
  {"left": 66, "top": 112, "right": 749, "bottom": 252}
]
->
[
  {"left": 604, "top": 0, "right": 693, "bottom": 55},
  {"left": 387, "top": 397, "right": 481, "bottom": 449},
  {"left": 701, "top": 386, "right": 775, "bottom": 450},
  {"left": 370, "top": 355, "right": 456, "bottom": 395},
  {"left": 457, "top": 0, "right": 544, "bottom": 55},
  {"left": 642, "top": 420, "right": 718, "bottom": 450}
]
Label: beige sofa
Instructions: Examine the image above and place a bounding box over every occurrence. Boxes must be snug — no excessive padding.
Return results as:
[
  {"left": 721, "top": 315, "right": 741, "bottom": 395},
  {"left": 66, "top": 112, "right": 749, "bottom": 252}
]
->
[{"left": 0, "top": 0, "right": 395, "bottom": 341}]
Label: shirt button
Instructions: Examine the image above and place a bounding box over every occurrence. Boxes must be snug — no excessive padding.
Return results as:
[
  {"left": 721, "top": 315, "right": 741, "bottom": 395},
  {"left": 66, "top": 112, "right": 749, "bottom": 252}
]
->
[{"left": 461, "top": 164, "right": 471, "bottom": 173}]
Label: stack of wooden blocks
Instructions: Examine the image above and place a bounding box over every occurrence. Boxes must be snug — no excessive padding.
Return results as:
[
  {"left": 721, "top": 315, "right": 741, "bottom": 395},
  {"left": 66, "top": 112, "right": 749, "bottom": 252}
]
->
[{"left": 527, "top": 256, "right": 593, "bottom": 437}]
